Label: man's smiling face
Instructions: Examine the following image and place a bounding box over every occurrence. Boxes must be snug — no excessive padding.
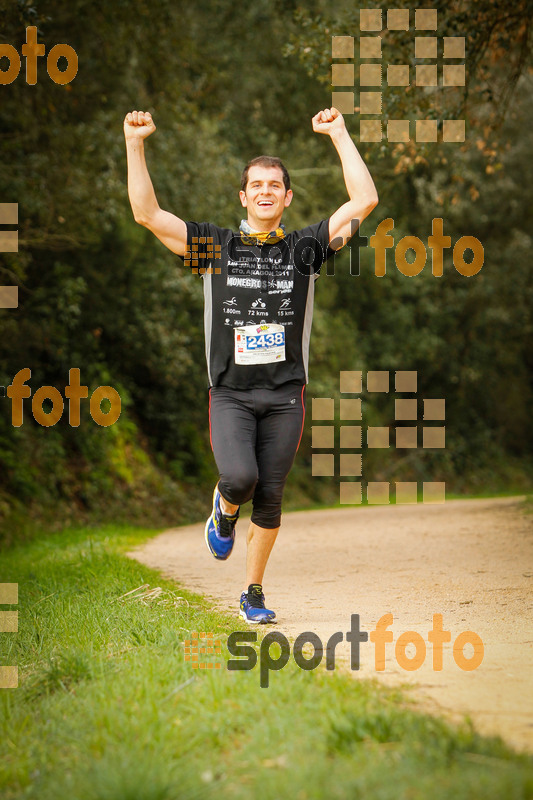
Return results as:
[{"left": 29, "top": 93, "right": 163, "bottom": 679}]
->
[{"left": 239, "top": 165, "right": 293, "bottom": 231}]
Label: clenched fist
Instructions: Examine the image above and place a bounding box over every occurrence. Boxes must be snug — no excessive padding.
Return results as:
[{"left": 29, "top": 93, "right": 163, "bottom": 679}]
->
[
  {"left": 311, "top": 107, "right": 346, "bottom": 136},
  {"left": 124, "top": 110, "right": 156, "bottom": 141}
]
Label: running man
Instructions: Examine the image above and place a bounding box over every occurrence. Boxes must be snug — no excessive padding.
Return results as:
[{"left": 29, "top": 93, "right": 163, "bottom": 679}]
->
[{"left": 124, "top": 107, "right": 378, "bottom": 623}]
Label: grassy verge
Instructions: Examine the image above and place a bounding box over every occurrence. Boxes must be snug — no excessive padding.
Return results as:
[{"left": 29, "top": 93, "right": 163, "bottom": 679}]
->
[{"left": 1, "top": 524, "right": 532, "bottom": 800}]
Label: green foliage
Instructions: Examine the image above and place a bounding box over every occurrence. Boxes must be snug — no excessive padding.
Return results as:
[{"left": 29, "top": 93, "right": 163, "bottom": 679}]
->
[{"left": 0, "top": 0, "right": 532, "bottom": 534}]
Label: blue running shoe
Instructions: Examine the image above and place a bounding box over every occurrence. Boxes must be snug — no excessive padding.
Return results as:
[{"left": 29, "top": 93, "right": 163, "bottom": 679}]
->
[
  {"left": 239, "top": 584, "right": 276, "bottom": 624},
  {"left": 205, "top": 484, "right": 239, "bottom": 560}
]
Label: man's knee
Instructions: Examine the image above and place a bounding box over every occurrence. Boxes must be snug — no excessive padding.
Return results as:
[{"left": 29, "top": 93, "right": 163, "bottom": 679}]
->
[{"left": 220, "top": 469, "right": 258, "bottom": 506}]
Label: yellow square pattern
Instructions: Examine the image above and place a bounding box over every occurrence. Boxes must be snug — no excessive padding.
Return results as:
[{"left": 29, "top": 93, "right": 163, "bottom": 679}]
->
[
  {"left": 423, "top": 427, "right": 446, "bottom": 448},
  {"left": 367, "top": 482, "right": 389, "bottom": 504},
  {"left": 312, "top": 454, "right": 335, "bottom": 477},
  {"left": 367, "top": 427, "right": 389, "bottom": 448},
  {"left": 0, "top": 231, "right": 18, "bottom": 252},
  {"left": 0, "top": 203, "right": 18, "bottom": 224},
  {"left": 360, "top": 92, "right": 382, "bottom": 114},
  {"left": 443, "top": 65, "right": 465, "bottom": 87},
  {"left": 423, "top": 482, "right": 446, "bottom": 503},
  {"left": 395, "top": 371, "right": 417, "bottom": 392},
  {"left": 423, "top": 399, "right": 445, "bottom": 420},
  {"left": 387, "top": 65, "right": 410, "bottom": 86},
  {"left": 387, "top": 9, "right": 409, "bottom": 30},
  {"left": 360, "top": 120, "right": 382, "bottom": 142},
  {"left": 396, "top": 482, "right": 418, "bottom": 504},
  {"left": 360, "top": 37, "right": 382, "bottom": 58},
  {"left": 443, "top": 120, "right": 465, "bottom": 142},
  {"left": 340, "top": 371, "right": 362, "bottom": 393},
  {"left": 443, "top": 37, "right": 465, "bottom": 58},
  {"left": 340, "top": 426, "right": 362, "bottom": 448},
  {"left": 312, "top": 398, "right": 334, "bottom": 420},
  {"left": 360, "top": 64, "right": 382, "bottom": 86},
  {"left": 416, "top": 119, "right": 438, "bottom": 142},
  {"left": 340, "top": 482, "right": 362, "bottom": 504},
  {"left": 340, "top": 453, "right": 362, "bottom": 476},
  {"left": 312, "top": 426, "right": 334, "bottom": 448},
  {"left": 396, "top": 427, "right": 417, "bottom": 448},
  {"left": 415, "top": 9, "right": 437, "bottom": 30},
  {"left": 0, "top": 666, "right": 18, "bottom": 688},
  {"left": 0, "top": 611, "right": 18, "bottom": 633},
  {"left": 367, "top": 371, "right": 389, "bottom": 392},
  {"left": 0, "top": 583, "right": 18, "bottom": 603},
  {"left": 0, "top": 286, "right": 18, "bottom": 308},
  {"left": 415, "top": 37, "right": 437, "bottom": 59},
  {"left": 387, "top": 120, "right": 410, "bottom": 142},
  {"left": 332, "top": 36, "right": 354, "bottom": 58},
  {"left": 395, "top": 398, "right": 417, "bottom": 420},
  {"left": 184, "top": 632, "right": 222, "bottom": 669},
  {"left": 340, "top": 399, "right": 362, "bottom": 420},
  {"left": 331, "top": 92, "right": 354, "bottom": 115},
  {"left": 360, "top": 9, "right": 382, "bottom": 31},
  {"left": 416, "top": 65, "right": 438, "bottom": 86},
  {"left": 332, "top": 64, "right": 354, "bottom": 86}
]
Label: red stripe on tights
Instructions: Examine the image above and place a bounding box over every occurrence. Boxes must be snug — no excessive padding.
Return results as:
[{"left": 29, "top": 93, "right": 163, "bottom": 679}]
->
[{"left": 296, "top": 384, "right": 306, "bottom": 452}]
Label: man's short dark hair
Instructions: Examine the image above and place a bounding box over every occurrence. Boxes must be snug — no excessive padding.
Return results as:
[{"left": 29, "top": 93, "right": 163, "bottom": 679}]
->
[{"left": 241, "top": 156, "right": 291, "bottom": 193}]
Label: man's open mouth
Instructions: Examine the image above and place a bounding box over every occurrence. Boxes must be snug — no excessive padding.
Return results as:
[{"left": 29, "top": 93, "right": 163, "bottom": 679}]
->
[{"left": 257, "top": 201, "right": 273, "bottom": 206}]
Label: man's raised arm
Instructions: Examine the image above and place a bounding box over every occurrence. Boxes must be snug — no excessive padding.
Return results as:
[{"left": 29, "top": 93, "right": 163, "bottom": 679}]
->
[
  {"left": 311, "top": 107, "right": 378, "bottom": 250},
  {"left": 124, "top": 110, "right": 187, "bottom": 256}
]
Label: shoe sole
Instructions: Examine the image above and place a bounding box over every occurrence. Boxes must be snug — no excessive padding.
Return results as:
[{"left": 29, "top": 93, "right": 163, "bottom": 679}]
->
[{"left": 239, "top": 609, "right": 276, "bottom": 624}]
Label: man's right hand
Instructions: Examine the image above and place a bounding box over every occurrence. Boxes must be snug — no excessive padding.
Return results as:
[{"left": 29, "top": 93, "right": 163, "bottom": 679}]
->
[
  {"left": 124, "top": 110, "right": 156, "bottom": 141},
  {"left": 124, "top": 108, "right": 187, "bottom": 255}
]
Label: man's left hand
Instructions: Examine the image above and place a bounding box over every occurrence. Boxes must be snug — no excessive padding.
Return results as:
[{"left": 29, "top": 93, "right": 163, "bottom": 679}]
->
[{"left": 311, "top": 107, "right": 346, "bottom": 136}]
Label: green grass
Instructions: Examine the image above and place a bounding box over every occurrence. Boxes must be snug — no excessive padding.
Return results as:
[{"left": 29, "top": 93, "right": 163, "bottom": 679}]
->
[{"left": 1, "top": 523, "right": 532, "bottom": 800}]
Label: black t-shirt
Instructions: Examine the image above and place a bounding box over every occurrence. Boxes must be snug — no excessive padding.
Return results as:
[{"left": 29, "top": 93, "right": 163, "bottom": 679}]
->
[{"left": 182, "top": 219, "right": 334, "bottom": 389}]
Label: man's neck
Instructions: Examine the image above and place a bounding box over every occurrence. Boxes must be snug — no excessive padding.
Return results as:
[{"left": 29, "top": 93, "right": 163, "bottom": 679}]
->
[{"left": 246, "top": 215, "right": 283, "bottom": 232}]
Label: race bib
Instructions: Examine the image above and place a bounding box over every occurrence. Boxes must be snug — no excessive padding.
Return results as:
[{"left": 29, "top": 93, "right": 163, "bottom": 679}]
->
[{"left": 234, "top": 323, "right": 286, "bottom": 365}]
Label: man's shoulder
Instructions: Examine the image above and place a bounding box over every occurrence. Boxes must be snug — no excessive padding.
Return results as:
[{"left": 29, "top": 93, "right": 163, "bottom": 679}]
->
[
  {"left": 185, "top": 221, "right": 237, "bottom": 243},
  {"left": 286, "top": 218, "right": 330, "bottom": 242}
]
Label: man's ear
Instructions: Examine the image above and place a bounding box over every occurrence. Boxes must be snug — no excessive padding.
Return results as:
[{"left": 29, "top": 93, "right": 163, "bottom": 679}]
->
[
  {"left": 284, "top": 189, "right": 293, "bottom": 208},
  {"left": 239, "top": 190, "right": 247, "bottom": 208}
]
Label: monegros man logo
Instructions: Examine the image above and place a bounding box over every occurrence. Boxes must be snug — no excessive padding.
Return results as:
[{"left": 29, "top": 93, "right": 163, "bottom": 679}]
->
[{"left": 0, "top": 26, "right": 78, "bottom": 85}]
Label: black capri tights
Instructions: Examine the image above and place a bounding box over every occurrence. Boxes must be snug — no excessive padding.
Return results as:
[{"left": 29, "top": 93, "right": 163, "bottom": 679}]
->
[{"left": 208, "top": 381, "right": 306, "bottom": 529}]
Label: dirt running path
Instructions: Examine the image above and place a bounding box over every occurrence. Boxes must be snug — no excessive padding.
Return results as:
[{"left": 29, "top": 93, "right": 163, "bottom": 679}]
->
[{"left": 127, "top": 497, "right": 533, "bottom": 752}]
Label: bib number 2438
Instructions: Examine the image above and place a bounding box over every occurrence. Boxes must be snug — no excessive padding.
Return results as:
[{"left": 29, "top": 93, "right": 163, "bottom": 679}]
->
[{"left": 234, "top": 323, "right": 286, "bottom": 365}]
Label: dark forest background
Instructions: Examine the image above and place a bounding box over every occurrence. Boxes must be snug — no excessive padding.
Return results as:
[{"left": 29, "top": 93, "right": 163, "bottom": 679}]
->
[{"left": 1, "top": 0, "right": 532, "bottom": 543}]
